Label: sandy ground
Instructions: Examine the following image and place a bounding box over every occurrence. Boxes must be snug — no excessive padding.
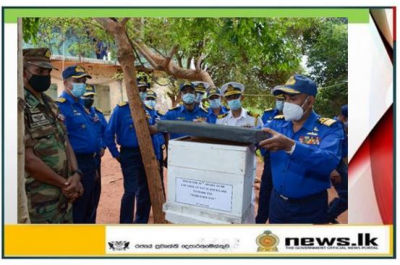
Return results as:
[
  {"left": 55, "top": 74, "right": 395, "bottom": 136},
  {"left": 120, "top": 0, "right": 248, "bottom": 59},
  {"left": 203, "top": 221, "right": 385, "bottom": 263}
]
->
[{"left": 96, "top": 150, "right": 348, "bottom": 224}]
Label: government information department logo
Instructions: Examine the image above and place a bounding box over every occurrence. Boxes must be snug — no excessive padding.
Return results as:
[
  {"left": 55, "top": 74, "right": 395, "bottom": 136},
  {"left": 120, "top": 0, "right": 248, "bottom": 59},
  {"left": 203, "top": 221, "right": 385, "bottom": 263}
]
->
[
  {"left": 108, "top": 241, "right": 130, "bottom": 251},
  {"left": 256, "top": 230, "right": 279, "bottom": 252}
]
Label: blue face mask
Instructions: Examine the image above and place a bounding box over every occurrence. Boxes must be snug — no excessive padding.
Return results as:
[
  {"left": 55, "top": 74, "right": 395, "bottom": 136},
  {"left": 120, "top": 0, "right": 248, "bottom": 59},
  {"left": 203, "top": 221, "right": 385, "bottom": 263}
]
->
[
  {"left": 144, "top": 99, "right": 156, "bottom": 109},
  {"left": 276, "top": 100, "right": 284, "bottom": 111},
  {"left": 182, "top": 93, "right": 195, "bottom": 104},
  {"left": 139, "top": 92, "right": 147, "bottom": 101},
  {"left": 227, "top": 99, "right": 242, "bottom": 111},
  {"left": 70, "top": 83, "right": 86, "bottom": 98},
  {"left": 209, "top": 98, "right": 221, "bottom": 109}
]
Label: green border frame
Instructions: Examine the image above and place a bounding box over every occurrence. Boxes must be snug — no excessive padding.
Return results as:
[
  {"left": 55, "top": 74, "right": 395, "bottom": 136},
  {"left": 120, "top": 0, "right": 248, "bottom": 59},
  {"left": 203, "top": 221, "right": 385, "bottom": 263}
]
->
[
  {"left": 3, "top": 7, "right": 370, "bottom": 23},
  {"left": 1, "top": 6, "right": 395, "bottom": 260}
]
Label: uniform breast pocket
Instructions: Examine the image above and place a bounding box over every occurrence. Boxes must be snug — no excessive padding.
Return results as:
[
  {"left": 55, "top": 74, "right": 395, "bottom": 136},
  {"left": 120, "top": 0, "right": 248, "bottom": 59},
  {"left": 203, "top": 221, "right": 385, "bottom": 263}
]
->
[
  {"left": 124, "top": 116, "right": 134, "bottom": 130},
  {"left": 72, "top": 115, "right": 87, "bottom": 130},
  {"left": 29, "top": 125, "right": 59, "bottom": 157}
]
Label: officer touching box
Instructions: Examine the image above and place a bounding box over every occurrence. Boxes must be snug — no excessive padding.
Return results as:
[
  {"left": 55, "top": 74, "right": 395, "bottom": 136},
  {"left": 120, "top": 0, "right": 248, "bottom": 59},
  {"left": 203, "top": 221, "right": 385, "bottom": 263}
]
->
[
  {"left": 259, "top": 74, "right": 344, "bottom": 224},
  {"left": 56, "top": 65, "right": 99, "bottom": 224}
]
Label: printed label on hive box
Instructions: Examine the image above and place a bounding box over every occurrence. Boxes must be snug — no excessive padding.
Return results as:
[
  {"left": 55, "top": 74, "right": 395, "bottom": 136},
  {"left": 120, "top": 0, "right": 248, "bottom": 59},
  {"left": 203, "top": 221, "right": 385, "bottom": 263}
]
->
[{"left": 175, "top": 178, "right": 233, "bottom": 212}]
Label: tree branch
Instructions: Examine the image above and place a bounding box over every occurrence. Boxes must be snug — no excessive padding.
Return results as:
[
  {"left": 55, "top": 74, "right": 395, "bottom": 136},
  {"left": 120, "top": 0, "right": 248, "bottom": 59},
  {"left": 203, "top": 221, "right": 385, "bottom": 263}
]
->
[{"left": 120, "top": 17, "right": 130, "bottom": 26}]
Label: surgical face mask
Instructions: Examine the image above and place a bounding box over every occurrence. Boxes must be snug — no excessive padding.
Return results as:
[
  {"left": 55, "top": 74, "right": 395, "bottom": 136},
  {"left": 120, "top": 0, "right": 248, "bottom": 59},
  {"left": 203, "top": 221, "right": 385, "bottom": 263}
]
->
[
  {"left": 82, "top": 97, "right": 94, "bottom": 109},
  {"left": 227, "top": 99, "right": 242, "bottom": 111},
  {"left": 209, "top": 98, "right": 221, "bottom": 109},
  {"left": 283, "top": 96, "right": 309, "bottom": 121},
  {"left": 276, "top": 100, "right": 284, "bottom": 111},
  {"left": 195, "top": 93, "right": 204, "bottom": 103},
  {"left": 70, "top": 83, "right": 86, "bottom": 98},
  {"left": 139, "top": 92, "right": 147, "bottom": 101},
  {"left": 145, "top": 99, "right": 156, "bottom": 109},
  {"left": 26, "top": 71, "right": 51, "bottom": 92},
  {"left": 182, "top": 93, "right": 195, "bottom": 104}
]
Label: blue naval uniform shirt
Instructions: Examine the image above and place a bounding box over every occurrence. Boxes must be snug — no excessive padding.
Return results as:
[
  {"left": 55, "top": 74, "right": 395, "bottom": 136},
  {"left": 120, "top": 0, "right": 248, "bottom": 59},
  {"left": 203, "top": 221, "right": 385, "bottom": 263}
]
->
[
  {"left": 56, "top": 92, "right": 100, "bottom": 154},
  {"left": 88, "top": 107, "right": 108, "bottom": 150},
  {"left": 207, "top": 106, "right": 229, "bottom": 124},
  {"left": 262, "top": 108, "right": 280, "bottom": 124},
  {"left": 161, "top": 104, "right": 209, "bottom": 139},
  {"left": 264, "top": 111, "right": 344, "bottom": 199},
  {"left": 105, "top": 102, "right": 160, "bottom": 159}
]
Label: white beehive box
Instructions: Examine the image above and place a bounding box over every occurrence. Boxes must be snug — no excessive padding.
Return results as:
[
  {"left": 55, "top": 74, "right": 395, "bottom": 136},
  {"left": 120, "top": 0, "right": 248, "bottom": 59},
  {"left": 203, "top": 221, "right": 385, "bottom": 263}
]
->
[{"left": 163, "top": 137, "right": 255, "bottom": 224}]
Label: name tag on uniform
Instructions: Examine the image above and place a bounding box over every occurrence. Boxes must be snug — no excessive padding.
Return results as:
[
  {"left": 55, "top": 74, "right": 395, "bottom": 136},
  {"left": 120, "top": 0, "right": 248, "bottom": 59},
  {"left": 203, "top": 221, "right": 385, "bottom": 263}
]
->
[
  {"left": 299, "top": 136, "right": 320, "bottom": 145},
  {"left": 30, "top": 113, "right": 51, "bottom": 128},
  {"left": 73, "top": 110, "right": 81, "bottom": 116}
]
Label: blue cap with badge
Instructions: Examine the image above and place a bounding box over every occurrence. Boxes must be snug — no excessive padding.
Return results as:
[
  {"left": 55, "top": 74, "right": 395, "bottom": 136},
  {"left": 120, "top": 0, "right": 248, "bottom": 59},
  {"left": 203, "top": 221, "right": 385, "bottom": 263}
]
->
[
  {"left": 62, "top": 65, "right": 92, "bottom": 80},
  {"left": 84, "top": 84, "right": 96, "bottom": 96},
  {"left": 179, "top": 81, "right": 195, "bottom": 92},
  {"left": 273, "top": 74, "right": 317, "bottom": 97}
]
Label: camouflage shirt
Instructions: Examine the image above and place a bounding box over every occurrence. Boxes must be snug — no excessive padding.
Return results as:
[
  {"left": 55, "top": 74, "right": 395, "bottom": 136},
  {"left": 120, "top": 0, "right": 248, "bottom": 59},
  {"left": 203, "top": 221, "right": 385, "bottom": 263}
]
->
[{"left": 24, "top": 88, "right": 72, "bottom": 223}]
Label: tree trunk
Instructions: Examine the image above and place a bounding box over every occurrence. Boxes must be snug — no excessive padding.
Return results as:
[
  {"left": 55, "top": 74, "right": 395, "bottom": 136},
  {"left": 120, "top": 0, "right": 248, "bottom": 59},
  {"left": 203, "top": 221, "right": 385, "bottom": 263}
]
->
[
  {"left": 95, "top": 18, "right": 166, "bottom": 223},
  {"left": 18, "top": 18, "right": 30, "bottom": 223}
]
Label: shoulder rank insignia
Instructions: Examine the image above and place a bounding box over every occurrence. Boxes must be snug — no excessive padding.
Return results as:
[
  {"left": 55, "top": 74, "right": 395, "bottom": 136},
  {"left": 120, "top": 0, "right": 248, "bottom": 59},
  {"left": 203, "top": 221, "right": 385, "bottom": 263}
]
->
[
  {"left": 56, "top": 97, "right": 66, "bottom": 103},
  {"left": 118, "top": 102, "right": 128, "bottom": 107},
  {"left": 264, "top": 108, "right": 273, "bottom": 112},
  {"left": 318, "top": 117, "right": 337, "bottom": 127},
  {"left": 274, "top": 115, "right": 285, "bottom": 119},
  {"left": 200, "top": 106, "right": 208, "bottom": 113},
  {"left": 247, "top": 111, "right": 259, "bottom": 118},
  {"left": 95, "top": 107, "right": 103, "bottom": 113},
  {"left": 157, "top": 110, "right": 165, "bottom": 116},
  {"left": 217, "top": 113, "right": 229, "bottom": 119}
]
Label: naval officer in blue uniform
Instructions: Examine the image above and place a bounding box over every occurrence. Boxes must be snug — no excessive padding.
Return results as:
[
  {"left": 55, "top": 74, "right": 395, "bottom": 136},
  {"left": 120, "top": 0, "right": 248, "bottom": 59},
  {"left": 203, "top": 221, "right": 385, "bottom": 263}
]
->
[
  {"left": 56, "top": 65, "right": 99, "bottom": 223},
  {"left": 81, "top": 84, "right": 108, "bottom": 223},
  {"left": 161, "top": 81, "right": 208, "bottom": 139},
  {"left": 206, "top": 87, "right": 229, "bottom": 124},
  {"left": 105, "top": 80, "right": 159, "bottom": 224},
  {"left": 259, "top": 74, "right": 344, "bottom": 224}
]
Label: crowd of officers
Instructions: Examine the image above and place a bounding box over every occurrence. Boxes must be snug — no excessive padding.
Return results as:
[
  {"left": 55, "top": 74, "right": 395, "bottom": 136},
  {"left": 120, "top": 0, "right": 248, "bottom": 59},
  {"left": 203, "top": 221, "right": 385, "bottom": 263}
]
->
[{"left": 23, "top": 48, "right": 348, "bottom": 224}]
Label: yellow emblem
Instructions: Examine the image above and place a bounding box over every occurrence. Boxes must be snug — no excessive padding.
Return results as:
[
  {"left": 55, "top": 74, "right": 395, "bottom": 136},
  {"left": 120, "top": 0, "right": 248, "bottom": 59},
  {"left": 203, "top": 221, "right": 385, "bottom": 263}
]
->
[
  {"left": 75, "top": 65, "right": 85, "bottom": 72},
  {"left": 45, "top": 50, "right": 51, "bottom": 58},
  {"left": 196, "top": 83, "right": 205, "bottom": 88},
  {"left": 256, "top": 230, "right": 279, "bottom": 252},
  {"left": 285, "top": 76, "right": 296, "bottom": 85},
  {"left": 227, "top": 84, "right": 235, "bottom": 92}
]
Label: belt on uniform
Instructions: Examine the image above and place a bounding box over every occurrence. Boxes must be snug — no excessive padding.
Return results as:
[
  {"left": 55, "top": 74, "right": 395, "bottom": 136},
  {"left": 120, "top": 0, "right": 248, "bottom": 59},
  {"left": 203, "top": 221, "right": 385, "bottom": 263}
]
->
[
  {"left": 274, "top": 189, "right": 326, "bottom": 204},
  {"left": 120, "top": 146, "right": 140, "bottom": 151},
  {"left": 75, "top": 152, "right": 97, "bottom": 159}
]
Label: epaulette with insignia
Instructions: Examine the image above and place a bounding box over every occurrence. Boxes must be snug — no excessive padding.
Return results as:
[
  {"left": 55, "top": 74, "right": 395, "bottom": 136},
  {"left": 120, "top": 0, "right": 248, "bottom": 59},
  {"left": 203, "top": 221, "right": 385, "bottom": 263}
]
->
[
  {"left": 118, "top": 102, "right": 128, "bottom": 107},
  {"left": 200, "top": 106, "right": 208, "bottom": 113},
  {"left": 56, "top": 97, "right": 66, "bottom": 103},
  {"left": 145, "top": 104, "right": 154, "bottom": 110},
  {"left": 274, "top": 115, "right": 285, "bottom": 119},
  {"left": 318, "top": 117, "right": 337, "bottom": 127},
  {"left": 217, "top": 113, "right": 229, "bottom": 119},
  {"left": 157, "top": 110, "right": 165, "bottom": 116},
  {"left": 95, "top": 107, "right": 103, "bottom": 113},
  {"left": 247, "top": 111, "right": 259, "bottom": 118},
  {"left": 169, "top": 106, "right": 180, "bottom": 111},
  {"left": 264, "top": 108, "right": 273, "bottom": 112}
]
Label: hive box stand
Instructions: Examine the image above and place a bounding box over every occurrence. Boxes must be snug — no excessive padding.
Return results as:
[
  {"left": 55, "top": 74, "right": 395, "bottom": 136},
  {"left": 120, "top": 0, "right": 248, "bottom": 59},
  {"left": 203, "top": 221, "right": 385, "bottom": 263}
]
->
[{"left": 163, "top": 137, "right": 256, "bottom": 224}]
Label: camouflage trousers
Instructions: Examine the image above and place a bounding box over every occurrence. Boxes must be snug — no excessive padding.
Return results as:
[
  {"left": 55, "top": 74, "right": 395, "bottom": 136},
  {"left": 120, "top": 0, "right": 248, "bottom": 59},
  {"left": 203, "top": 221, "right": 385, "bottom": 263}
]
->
[{"left": 26, "top": 180, "right": 73, "bottom": 224}]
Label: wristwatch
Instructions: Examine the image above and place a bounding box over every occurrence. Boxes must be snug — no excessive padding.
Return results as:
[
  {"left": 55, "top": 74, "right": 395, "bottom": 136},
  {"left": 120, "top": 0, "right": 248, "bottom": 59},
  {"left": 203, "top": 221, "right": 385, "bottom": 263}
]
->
[{"left": 71, "top": 169, "right": 84, "bottom": 179}]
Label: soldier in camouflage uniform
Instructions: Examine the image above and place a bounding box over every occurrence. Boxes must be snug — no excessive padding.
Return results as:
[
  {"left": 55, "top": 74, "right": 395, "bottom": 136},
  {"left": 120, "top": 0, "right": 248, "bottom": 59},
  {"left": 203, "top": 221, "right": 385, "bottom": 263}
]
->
[{"left": 23, "top": 48, "right": 83, "bottom": 223}]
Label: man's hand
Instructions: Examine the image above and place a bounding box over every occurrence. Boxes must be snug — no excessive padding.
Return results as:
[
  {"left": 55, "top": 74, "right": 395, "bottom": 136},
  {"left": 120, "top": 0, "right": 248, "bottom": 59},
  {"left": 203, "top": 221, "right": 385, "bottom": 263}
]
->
[
  {"left": 259, "top": 128, "right": 295, "bottom": 152},
  {"left": 62, "top": 173, "right": 81, "bottom": 198}
]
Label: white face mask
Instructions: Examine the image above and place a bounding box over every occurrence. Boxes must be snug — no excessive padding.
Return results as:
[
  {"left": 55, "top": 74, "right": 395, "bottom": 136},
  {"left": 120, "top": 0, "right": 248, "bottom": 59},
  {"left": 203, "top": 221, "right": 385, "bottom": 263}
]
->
[{"left": 283, "top": 96, "right": 309, "bottom": 121}]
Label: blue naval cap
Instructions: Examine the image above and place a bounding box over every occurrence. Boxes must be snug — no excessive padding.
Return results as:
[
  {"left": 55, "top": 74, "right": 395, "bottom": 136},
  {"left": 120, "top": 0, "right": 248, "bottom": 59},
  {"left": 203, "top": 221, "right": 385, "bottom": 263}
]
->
[
  {"left": 273, "top": 74, "right": 317, "bottom": 97},
  {"left": 179, "top": 81, "right": 195, "bottom": 92},
  {"left": 137, "top": 78, "right": 150, "bottom": 88},
  {"left": 62, "top": 65, "right": 92, "bottom": 80},
  {"left": 341, "top": 104, "right": 348, "bottom": 118},
  {"left": 84, "top": 84, "right": 96, "bottom": 96},
  {"left": 207, "top": 87, "right": 221, "bottom": 98}
]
